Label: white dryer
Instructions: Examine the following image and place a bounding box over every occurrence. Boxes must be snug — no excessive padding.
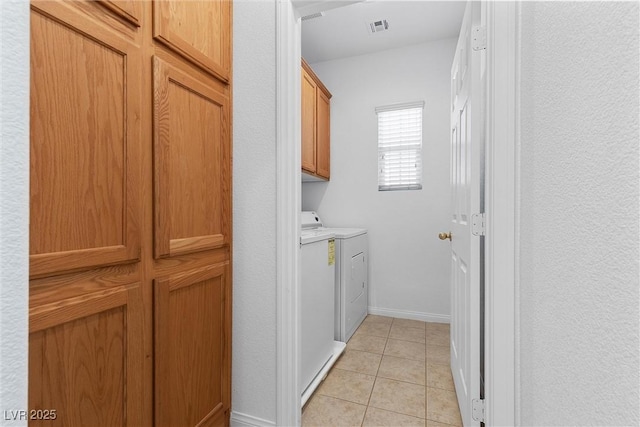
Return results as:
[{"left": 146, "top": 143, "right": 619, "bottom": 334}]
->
[{"left": 302, "top": 212, "right": 368, "bottom": 342}]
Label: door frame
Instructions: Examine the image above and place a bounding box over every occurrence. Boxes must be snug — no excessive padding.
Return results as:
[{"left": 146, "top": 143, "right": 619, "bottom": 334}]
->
[
  {"left": 275, "top": 1, "right": 303, "bottom": 426},
  {"left": 275, "top": 0, "right": 519, "bottom": 425},
  {"left": 483, "top": 1, "right": 519, "bottom": 425}
]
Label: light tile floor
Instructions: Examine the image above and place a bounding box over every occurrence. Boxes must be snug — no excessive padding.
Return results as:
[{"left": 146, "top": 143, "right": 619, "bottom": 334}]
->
[{"left": 302, "top": 315, "right": 462, "bottom": 427}]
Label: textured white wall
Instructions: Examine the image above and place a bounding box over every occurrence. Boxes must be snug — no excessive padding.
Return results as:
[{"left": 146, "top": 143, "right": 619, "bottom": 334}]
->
[
  {"left": 232, "top": 0, "right": 277, "bottom": 423},
  {"left": 0, "top": 0, "right": 30, "bottom": 424},
  {"left": 518, "top": 2, "right": 639, "bottom": 425},
  {"left": 302, "top": 39, "right": 457, "bottom": 321}
]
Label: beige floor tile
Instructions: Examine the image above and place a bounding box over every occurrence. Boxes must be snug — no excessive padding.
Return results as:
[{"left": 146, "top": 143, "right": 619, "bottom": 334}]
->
[
  {"left": 335, "top": 349, "right": 382, "bottom": 376},
  {"left": 426, "top": 344, "right": 450, "bottom": 365},
  {"left": 302, "top": 394, "right": 366, "bottom": 427},
  {"left": 364, "top": 314, "right": 394, "bottom": 325},
  {"left": 363, "top": 407, "right": 426, "bottom": 427},
  {"left": 317, "top": 368, "right": 375, "bottom": 405},
  {"left": 377, "top": 355, "right": 426, "bottom": 385},
  {"left": 392, "top": 318, "right": 426, "bottom": 330},
  {"left": 369, "top": 377, "right": 426, "bottom": 418},
  {"left": 348, "top": 331, "right": 388, "bottom": 354},
  {"left": 356, "top": 321, "right": 392, "bottom": 338},
  {"left": 426, "top": 329, "right": 449, "bottom": 347},
  {"left": 426, "top": 364, "right": 455, "bottom": 391},
  {"left": 426, "top": 387, "right": 462, "bottom": 426},
  {"left": 426, "top": 322, "right": 450, "bottom": 334},
  {"left": 384, "top": 339, "right": 426, "bottom": 362},
  {"left": 390, "top": 325, "right": 427, "bottom": 343},
  {"left": 303, "top": 316, "right": 463, "bottom": 427},
  {"left": 426, "top": 420, "right": 459, "bottom": 427}
]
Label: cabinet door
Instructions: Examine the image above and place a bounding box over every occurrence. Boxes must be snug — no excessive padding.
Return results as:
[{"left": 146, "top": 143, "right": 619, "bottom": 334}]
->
[
  {"left": 99, "top": 0, "right": 142, "bottom": 26},
  {"left": 30, "top": 1, "right": 141, "bottom": 278},
  {"left": 153, "top": 0, "right": 231, "bottom": 83},
  {"left": 301, "top": 67, "right": 317, "bottom": 174},
  {"left": 30, "top": 1, "right": 233, "bottom": 425},
  {"left": 316, "top": 89, "right": 331, "bottom": 179},
  {"left": 29, "top": 284, "right": 143, "bottom": 427},
  {"left": 154, "top": 264, "right": 231, "bottom": 426},
  {"left": 153, "top": 57, "right": 231, "bottom": 258}
]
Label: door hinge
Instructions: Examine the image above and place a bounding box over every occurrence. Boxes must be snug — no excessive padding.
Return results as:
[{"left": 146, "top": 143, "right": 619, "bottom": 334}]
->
[
  {"left": 471, "top": 213, "right": 486, "bottom": 236},
  {"left": 472, "top": 398, "right": 485, "bottom": 422},
  {"left": 472, "top": 26, "right": 487, "bottom": 51}
]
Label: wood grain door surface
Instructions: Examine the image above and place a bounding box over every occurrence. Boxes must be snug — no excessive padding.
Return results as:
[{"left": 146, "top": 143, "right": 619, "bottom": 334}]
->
[
  {"left": 28, "top": 1, "right": 232, "bottom": 425},
  {"left": 301, "top": 66, "right": 317, "bottom": 174},
  {"left": 301, "top": 59, "right": 331, "bottom": 180},
  {"left": 315, "top": 89, "right": 331, "bottom": 179}
]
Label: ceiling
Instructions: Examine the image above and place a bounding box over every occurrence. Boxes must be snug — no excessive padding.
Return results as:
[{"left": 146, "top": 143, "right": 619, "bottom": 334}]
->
[{"left": 301, "top": 1, "right": 466, "bottom": 64}]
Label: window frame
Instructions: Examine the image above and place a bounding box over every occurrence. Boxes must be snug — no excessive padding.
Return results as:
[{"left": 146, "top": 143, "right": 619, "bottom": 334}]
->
[{"left": 376, "top": 101, "right": 425, "bottom": 192}]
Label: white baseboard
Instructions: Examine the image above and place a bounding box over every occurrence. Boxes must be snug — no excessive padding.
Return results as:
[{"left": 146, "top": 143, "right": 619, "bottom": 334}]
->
[
  {"left": 368, "top": 306, "right": 450, "bottom": 324},
  {"left": 230, "top": 411, "right": 276, "bottom": 427}
]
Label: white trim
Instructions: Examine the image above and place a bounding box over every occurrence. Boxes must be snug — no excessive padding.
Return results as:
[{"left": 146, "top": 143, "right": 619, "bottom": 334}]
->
[
  {"left": 292, "top": 0, "right": 363, "bottom": 18},
  {"left": 368, "top": 307, "right": 450, "bottom": 324},
  {"left": 374, "top": 100, "right": 425, "bottom": 114},
  {"left": 230, "top": 411, "right": 277, "bottom": 427},
  {"left": 275, "top": 1, "right": 302, "bottom": 426},
  {"left": 484, "top": 2, "right": 518, "bottom": 426},
  {"left": 301, "top": 341, "right": 346, "bottom": 406}
]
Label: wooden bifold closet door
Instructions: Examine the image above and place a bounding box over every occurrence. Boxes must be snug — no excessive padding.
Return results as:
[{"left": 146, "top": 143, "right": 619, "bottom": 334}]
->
[{"left": 28, "top": 1, "right": 232, "bottom": 426}]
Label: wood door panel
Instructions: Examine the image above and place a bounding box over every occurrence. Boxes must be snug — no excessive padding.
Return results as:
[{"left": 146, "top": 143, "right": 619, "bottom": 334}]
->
[
  {"left": 316, "top": 89, "right": 331, "bottom": 179},
  {"left": 153, "top": 0, "right": 231, "bottom": 83},
  {"left": 153, "top": 56, "right": 230, "bottom": 259},
  {"left": 29, "top": 284, "right": 143, "bottom": 426},
  {"left": 98, "top": 0, "right": 142, "bottom": 27},
  {"left": 154, "top": 263, "right": 230, "bottom": 426},
  {"left": 30, "top": 4, "right": 140, "bottom": 277},
  {"left": 301, "top": 67, "right": 317, "bottom": 174},
  {"left": 30, "top": 0, "right": 232, "bottom": 424}
]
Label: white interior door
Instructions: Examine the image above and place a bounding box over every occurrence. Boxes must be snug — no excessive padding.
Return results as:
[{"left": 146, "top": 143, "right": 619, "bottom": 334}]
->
[{"left": 448, "top": 2, "right": 483, "bottom": 425}]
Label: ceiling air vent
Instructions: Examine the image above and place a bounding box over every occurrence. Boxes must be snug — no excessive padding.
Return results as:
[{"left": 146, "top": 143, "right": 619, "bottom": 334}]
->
[
  {"left": 367, "top": 19, "right": 389, "bottom": 34},
  {"left": 301, "top": 11, "right": 324, "bottom": 21}
]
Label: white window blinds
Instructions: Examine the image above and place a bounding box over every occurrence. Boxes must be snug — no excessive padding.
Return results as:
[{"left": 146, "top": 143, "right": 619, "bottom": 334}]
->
[{"left": 376, "top": 101, "right": 424, "bottom": 191}]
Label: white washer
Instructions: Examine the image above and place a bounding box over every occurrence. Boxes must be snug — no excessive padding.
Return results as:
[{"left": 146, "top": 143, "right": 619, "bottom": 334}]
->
[
  {"left": 302, "top": 212, "right": 368, "bottom": 342},
  {"left": 300, "top": 227, "right": 335, "bottom": 396}
]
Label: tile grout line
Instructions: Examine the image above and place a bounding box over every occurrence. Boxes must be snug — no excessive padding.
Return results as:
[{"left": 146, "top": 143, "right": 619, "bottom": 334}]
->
[
  {"left": 373, "top": 328, "right": 427, "bottom": 422},
  {"left": 360, "top": 334, "right": 386, "bottom": 427},
  {"left": 305, "top": 316, "right": 460, "bottom": 427},
  {"left": 358, "top": 331, "right": 430, "bottom": 346}
]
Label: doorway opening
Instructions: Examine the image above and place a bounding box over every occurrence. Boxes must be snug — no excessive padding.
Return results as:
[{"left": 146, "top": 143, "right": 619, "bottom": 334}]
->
[{"left": 275, "top": 1, "right": 517, "bottom": 426}]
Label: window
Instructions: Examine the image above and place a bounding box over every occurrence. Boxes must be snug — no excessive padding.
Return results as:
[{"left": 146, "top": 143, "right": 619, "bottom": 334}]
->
[{"left": 376, "top": 101, "right": 424, "bottom": 191}]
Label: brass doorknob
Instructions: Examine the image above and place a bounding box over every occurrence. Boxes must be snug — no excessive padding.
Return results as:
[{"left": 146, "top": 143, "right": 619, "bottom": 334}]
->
[{"left": 438, "top": 232, "right": 452, "bottom": 241}]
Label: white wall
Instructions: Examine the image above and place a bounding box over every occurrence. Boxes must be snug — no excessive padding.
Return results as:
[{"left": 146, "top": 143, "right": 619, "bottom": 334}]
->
[
  {"left": 232, "top": 0, "right": 278, "bottom": 424},
  {"left": 303, "top": 39, "right": 457, "bottom": 322},
  {"left": 518, "top": 2, "right": 639, "bottom": 425},
  {"left": 0, "top": 0, "right": 30, "bottom": 425}
]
